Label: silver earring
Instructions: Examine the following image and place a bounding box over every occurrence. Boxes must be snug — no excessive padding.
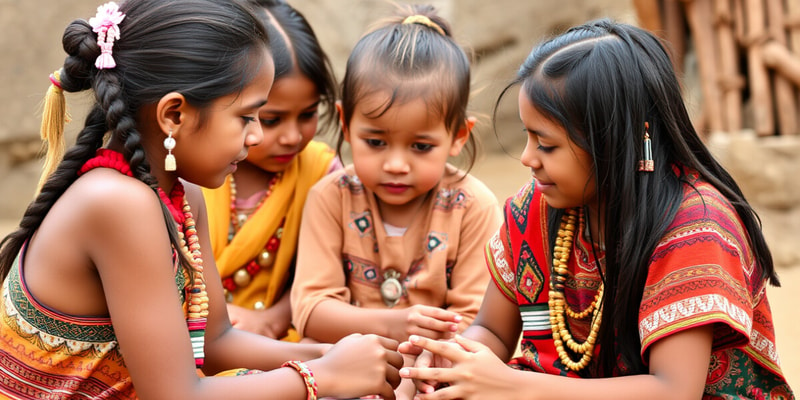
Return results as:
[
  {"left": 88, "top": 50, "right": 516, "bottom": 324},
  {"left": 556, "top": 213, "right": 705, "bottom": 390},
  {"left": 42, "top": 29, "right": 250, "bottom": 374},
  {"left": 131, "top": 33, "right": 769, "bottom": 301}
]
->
[{"left": 164, "top": 129, "right": 176, "bottom": 171}]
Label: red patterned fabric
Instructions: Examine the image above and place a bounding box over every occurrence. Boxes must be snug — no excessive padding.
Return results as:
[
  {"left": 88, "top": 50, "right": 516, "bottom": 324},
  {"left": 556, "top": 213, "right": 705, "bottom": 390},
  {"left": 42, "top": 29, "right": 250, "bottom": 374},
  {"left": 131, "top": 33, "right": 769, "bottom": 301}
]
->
[{"left": 485, "top": 171, "right": 794, "bottom": 398}]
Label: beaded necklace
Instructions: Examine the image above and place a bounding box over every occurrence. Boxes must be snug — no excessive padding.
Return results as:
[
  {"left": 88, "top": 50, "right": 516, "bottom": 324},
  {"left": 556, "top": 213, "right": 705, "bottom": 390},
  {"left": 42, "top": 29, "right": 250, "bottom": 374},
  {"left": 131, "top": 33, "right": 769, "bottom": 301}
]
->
[
  {"left": 79, "top": 149, "right": 208, "bottom": 368},
  {"left": 222, "top": 174, "right": 283, "bottom": 306},
  {"left": 548, "top": 208, "right": 604, "bottom": 372}
]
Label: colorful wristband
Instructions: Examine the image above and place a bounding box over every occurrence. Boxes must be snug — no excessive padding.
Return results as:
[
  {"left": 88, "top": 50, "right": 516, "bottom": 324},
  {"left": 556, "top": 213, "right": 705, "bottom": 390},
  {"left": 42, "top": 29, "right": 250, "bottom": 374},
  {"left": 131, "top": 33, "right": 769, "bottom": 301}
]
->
[{"left": 282, "top": 360, "right": 318, "bottom": 400}]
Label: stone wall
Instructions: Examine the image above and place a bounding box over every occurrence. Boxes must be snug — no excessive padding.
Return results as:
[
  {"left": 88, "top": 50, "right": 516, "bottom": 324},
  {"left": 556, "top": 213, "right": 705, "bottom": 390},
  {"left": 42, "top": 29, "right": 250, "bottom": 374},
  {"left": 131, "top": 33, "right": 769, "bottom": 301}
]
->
[{"left": 0, "top": 0, "right": 636, "bottom": 217}]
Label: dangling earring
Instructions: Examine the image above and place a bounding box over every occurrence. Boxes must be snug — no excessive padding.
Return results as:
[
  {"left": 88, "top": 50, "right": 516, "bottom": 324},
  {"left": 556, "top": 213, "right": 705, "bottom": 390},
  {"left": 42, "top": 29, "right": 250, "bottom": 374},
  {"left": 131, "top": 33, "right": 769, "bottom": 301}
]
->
[
  {"left": 638, "top": 122, "right": 654, "bottom": 172},
  {"left": 164, "top": 129, "right": 177, "bottom": 171}
]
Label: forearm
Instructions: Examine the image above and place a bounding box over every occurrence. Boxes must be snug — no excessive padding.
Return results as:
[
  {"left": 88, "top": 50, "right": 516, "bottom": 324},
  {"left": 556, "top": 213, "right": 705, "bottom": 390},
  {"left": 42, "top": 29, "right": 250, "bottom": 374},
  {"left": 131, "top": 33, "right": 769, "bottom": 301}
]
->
[
  {"left": 304, "top": 299, "right": 402, "bottom": 342},
  {"left": 203, "top": 327, "right": 325, "bottom": 374},
  {"left": 510, "top": 370, "right": 698, "bottom": 400},
  {"left": 462, "top": 324, "right": 514, "bottom": 362}
]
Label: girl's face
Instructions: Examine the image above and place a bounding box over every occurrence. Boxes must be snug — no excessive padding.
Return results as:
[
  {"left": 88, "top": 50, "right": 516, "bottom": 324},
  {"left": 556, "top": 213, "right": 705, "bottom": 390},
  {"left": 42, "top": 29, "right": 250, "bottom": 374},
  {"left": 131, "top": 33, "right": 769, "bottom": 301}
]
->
[
  {"left": 245, "top": 72, "right": 320, "bottom": 173},
  {"left": 341, "top": 92, "right": 467, "bottom": 219},
  {"left": 518, "top": 88, "right": 596, "bottom": 210},
  {"left": 176, "top": 55, "right": 274, "bottom": 188}
]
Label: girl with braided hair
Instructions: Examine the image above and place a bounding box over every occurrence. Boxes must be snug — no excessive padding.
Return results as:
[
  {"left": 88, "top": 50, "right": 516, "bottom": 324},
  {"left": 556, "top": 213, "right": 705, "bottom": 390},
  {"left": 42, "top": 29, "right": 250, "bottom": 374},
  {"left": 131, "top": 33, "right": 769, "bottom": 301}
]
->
[{"left": 0, "top": 1, "right": 401, "bottom": 398}]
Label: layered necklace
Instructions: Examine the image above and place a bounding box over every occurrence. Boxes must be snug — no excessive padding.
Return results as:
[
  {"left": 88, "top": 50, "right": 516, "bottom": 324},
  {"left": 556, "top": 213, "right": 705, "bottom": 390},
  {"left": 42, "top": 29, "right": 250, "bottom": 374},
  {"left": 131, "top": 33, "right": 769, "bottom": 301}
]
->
[
  {"left": 548, "top": 208, "right": 604, "bottom": 372},
  {"left": 222, "top": 173, "right": 283, "bottom": 306}
]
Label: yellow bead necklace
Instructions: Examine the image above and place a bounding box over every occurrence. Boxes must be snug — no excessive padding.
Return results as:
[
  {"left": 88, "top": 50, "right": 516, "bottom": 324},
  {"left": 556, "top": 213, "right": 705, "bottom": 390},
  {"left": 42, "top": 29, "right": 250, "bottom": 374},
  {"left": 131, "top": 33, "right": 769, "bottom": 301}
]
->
[{"left": 548, "top": 208, "right": 604, "bottom": 372}]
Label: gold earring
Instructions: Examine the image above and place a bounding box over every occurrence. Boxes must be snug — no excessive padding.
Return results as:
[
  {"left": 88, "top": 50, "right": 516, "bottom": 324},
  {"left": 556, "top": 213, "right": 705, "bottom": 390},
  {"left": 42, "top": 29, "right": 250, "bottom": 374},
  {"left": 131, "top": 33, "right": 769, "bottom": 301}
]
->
[
  {"left": 164, "top": 129, "right": 176, "bottom": 171},
  {"left": 638, "top": 122, "right": 654, "bottom": 172}
]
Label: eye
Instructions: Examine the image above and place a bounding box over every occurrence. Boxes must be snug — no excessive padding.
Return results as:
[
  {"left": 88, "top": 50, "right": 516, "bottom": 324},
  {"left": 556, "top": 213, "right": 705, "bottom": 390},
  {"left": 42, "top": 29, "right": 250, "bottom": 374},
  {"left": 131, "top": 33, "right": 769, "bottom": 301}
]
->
[
  {"left": 412, "top": 143, "right": 434, "bottom": 152},
  {"left": 537, "top": 144, "right": 555, "bottom": 153},
  {"left": 242, "top": 116, "right": 257, "bottom": 124},
  {"left": 259, "top": 117, "right": 279, "bottom": 127},
  {"left": 299, "top": 110, "right": 318, "bottom": 120},
  {"left": 364, "top": 138, "right": 385, "bottom": 148}
]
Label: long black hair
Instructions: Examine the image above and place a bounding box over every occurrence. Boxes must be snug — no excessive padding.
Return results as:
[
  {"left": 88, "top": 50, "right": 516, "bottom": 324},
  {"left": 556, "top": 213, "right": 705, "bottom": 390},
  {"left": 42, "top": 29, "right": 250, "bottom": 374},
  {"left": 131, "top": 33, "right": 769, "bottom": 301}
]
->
[
  {"left": 250, "top": 0, "right": 338, "bottom": 135},
  {"left": 0, "top": 0, "right": 270, "bottom": 279},
  {"left": 495, "top": 19, "right": 777, "bottom": 375}
]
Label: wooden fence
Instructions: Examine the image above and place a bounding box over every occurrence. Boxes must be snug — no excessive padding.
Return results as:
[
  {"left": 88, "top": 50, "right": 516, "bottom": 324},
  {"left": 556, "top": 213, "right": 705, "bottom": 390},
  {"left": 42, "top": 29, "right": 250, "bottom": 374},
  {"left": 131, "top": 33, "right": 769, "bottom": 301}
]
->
[{"left": 634, "top": 0, "right": 800, "bottom": 137}]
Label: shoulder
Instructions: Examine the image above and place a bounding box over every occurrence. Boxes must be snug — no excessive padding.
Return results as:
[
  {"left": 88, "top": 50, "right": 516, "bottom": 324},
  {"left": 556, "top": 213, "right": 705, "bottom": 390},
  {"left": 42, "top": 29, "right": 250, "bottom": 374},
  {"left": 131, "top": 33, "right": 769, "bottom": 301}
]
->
[
  {"left": 74, "top": 169, "right": 162, "bottom": 218},
  {"left": 667, "top": 175, "right": 748, "bottom": 250}
]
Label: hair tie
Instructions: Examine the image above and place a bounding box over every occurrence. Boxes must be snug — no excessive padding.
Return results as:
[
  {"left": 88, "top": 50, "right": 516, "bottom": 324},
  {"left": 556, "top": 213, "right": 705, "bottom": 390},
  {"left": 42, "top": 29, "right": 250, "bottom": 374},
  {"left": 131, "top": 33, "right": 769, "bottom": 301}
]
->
[
  {"left": 402, "top": 15, "right": 445, "bottom": 36},
  {"left": 89, "top": 2, "right": 126, "bottom": 69},
  {"left": 48, "top": 71, "right": 63, "bottom": 90}
]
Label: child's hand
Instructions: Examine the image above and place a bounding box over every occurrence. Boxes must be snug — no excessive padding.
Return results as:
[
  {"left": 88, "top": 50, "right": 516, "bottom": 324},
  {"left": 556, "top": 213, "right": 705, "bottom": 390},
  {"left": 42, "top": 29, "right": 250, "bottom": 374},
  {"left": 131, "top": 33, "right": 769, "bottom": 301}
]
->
[
  {"left": 390, "top": 305, "right": 461, "bottom": 342},
  {"left": 227, "top": 303, "right": 289, "bottom": 339},
  {"left": 309, "top": 333, "right": 404, "bottom": 400},
  {"left": 399, "top": 334, "right": 516, "bottom": 399},
  {"left": 398, "top": 338, "right": 453, "bottom": 394}
]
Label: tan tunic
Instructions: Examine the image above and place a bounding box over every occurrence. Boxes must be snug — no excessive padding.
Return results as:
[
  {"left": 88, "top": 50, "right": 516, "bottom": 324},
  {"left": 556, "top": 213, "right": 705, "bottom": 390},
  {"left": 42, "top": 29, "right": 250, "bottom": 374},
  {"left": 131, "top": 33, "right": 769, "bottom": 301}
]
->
[{"left": 291, "top": 165, "right": 503, "bottom": 337}]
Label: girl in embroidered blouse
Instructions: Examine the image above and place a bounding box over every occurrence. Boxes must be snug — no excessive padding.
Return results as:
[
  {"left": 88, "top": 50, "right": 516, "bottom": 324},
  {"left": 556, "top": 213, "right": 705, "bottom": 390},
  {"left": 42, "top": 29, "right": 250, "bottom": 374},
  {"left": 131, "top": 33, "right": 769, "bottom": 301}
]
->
[
  {"left": 398, "top": 20, "right": 794, "bottom": 399},
  {"left": 0, "top": 0, "right": 402, "bottom": 399},
  {"left": 290, "top": 4, "right": 503, "bottom": 399},
  {"left": 201, "top": 0, "right": 341, "bottom": 342}
]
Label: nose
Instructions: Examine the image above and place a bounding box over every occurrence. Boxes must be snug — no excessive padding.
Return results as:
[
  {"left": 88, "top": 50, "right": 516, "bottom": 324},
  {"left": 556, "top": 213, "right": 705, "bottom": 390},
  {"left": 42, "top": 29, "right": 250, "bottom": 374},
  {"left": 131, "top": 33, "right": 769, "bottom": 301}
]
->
[
  {"left": 383, "top": 149, "right": 410, "bottom": 174},
  {"left": 277, "top": 120, "right": 302, "bottom": 147},
  {"left": 520, "top": 137, "right": 541, "bottom": 170},
  {"left": 245, "top": 121, "right": 264, "bottom": 148}
]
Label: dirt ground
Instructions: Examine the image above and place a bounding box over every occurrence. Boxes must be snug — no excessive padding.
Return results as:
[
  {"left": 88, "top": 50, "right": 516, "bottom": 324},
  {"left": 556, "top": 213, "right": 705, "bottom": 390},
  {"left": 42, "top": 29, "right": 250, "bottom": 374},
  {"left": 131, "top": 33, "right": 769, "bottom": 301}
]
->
[{"left": 0, "top": 152, "right": 796, "bottom": 390}]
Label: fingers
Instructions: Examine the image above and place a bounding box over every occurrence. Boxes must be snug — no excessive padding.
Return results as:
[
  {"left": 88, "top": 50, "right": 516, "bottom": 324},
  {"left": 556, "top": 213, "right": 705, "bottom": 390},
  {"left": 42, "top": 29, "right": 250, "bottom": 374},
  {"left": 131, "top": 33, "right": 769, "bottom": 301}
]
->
[
  {"left": 406, "top": 335, "right": 468, "bottom": 362},
  {"left": 453, "top": 334, "right": 488, "bottom": 353},
  {"left": 397, "top": 340, "right": 423, "bottom": 357},
  {"left": 415, "top": 305, "right": 463, "bottom": 324}
]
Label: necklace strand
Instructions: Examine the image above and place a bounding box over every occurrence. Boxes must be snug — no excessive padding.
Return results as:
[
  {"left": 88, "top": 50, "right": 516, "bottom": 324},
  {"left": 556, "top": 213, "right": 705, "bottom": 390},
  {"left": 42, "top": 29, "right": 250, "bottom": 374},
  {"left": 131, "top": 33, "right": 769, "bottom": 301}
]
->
[
  {"left": 223, "top": 174, "right": 283, "bottom": 305},
  {"left": 548, "top": 208, "right": 604, "bottom": 372}
]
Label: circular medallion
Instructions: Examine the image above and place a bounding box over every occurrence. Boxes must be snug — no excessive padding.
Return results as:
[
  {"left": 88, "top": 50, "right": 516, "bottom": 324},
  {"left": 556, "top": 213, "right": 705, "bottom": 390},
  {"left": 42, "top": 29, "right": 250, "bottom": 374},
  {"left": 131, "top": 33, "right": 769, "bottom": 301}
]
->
[{"left": 380, "top": 269, "right": 403, "bottom": 307}]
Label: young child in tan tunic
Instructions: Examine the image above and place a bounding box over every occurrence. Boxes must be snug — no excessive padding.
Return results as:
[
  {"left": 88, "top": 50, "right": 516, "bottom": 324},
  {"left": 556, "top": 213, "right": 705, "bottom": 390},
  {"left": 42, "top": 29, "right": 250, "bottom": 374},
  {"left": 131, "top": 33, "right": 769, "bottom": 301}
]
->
[{"left": 290, "top": 4, "right": 503, "bottom": 399}]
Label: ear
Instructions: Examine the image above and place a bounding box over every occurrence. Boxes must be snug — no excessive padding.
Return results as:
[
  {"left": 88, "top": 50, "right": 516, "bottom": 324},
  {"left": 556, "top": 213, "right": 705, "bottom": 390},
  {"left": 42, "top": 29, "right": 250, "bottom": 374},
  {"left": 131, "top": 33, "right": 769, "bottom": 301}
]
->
[
  {"left": 336, "top": 101, "right": 351, "bottom": 143},
  {"left": 155, "top": 92, "right": 194, "bottom": 138},
  {"left": 449, "top": 116, "right": 475, "bottom": 157}
]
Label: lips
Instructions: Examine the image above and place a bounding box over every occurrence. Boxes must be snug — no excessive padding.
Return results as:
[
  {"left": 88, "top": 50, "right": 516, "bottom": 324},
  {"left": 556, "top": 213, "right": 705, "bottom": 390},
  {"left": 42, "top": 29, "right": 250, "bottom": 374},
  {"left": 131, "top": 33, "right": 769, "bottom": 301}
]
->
[
  {"left": 272, "top": 153, "right": 296, "bottom": 163},
  {"left": 381, "top": 183, "right": 410, "bottom": 194}
]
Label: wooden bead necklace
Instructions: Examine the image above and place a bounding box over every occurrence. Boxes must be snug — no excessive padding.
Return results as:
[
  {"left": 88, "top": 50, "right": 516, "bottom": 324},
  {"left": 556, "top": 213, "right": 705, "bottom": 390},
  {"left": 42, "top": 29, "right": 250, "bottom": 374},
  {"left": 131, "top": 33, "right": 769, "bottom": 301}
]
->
[
  {"left": 548, "top": 208, "right": 604, "bottom": 372},
  {"left": 223, "top": 174, "right": 283, "bottom": 305},
  {"left": 157, "top": 186, "right": 209, "bottom": 368}
]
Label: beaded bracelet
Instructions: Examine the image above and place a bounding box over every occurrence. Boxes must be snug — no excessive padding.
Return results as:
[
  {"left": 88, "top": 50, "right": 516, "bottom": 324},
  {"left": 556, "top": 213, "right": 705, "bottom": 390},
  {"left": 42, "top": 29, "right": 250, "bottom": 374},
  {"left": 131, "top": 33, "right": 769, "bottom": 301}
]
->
[{"left": 282, "top": 360, "right": 318, "bottom": 400}]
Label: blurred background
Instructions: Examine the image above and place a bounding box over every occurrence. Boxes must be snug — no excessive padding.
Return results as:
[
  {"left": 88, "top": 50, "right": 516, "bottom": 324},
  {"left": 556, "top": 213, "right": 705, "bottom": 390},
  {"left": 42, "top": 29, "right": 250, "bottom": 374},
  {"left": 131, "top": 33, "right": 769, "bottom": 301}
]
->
[{"left": 0, "top": 0, "right": 797, "bottom": 390}]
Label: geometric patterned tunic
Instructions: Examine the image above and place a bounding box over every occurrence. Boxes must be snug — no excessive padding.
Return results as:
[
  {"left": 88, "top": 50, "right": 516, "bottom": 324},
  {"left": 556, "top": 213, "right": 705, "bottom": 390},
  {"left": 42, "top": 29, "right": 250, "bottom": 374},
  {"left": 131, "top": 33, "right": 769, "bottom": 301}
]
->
[{"left": 486, "top": 171, "right": 794, "bottom": 399}]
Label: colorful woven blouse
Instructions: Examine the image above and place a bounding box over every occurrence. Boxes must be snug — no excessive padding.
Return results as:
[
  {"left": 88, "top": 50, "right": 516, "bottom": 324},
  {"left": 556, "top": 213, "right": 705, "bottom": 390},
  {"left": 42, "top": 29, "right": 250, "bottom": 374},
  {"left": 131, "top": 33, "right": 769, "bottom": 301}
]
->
[{"left": 485, "top": 172, "right": 794, "bottom": 399}]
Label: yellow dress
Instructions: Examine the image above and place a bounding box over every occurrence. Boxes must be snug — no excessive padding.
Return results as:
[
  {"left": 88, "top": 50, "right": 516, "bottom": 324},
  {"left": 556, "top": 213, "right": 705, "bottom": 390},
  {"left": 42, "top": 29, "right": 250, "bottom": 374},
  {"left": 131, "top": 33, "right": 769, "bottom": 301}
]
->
[{"left": 203, "top": 141, "right": 336, "bottom": 341}]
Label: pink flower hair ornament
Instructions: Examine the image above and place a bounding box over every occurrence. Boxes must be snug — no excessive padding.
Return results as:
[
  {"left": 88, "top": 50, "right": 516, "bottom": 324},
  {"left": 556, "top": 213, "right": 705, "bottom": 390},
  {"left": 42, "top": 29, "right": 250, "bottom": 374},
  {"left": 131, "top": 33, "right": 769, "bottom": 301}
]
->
[{"left": 89, "top": 1, "right": 125, "bottom": 69}]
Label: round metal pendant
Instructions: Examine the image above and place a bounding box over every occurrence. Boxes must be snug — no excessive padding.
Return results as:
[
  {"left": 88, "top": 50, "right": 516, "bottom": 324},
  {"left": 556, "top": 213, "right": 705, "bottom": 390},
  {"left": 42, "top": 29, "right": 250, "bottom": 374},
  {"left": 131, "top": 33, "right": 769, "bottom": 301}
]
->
[{"left": 380, "top": 270, "right": 403, "bottom": 307}]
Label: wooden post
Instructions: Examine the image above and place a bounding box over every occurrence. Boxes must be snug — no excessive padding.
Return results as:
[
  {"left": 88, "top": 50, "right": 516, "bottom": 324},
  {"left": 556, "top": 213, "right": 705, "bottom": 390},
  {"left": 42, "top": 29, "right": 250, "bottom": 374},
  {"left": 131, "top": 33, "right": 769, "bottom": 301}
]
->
[
  {"left": 664, "top": 0, "right": 686, "bottom": 76},
  {"left": 685, "top": 0, "right": 724, "bottom": 135},
  {"left": 634, "top": 0, "right": 664, "bottom": 34},
  {"left": 714, "top": 0, "right": 743, "bottom": 133},
  {"left": 786, "top": 0, "right": 800, "bottom": 120},
  {"left": 766, "top": 0, "right": 797, "bottom": 135},
  {"left": 744, "top": 0, "right": 774, "bottom": 136},
  {"left": 762, "top": 41, "right": 800, "bottom": 87}
]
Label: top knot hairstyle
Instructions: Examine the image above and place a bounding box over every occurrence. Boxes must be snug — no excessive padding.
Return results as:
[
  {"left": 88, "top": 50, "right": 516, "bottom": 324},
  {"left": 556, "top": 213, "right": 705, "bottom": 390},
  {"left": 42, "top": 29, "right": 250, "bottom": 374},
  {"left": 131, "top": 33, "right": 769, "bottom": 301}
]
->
[
  {"left": 337, "top": 3, "right": 477, "bottom": 171},
  {"left": 1, "top": 0, "right": 271, "bottom": 280}
]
